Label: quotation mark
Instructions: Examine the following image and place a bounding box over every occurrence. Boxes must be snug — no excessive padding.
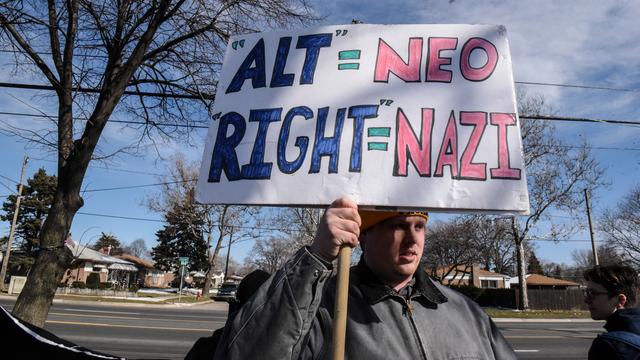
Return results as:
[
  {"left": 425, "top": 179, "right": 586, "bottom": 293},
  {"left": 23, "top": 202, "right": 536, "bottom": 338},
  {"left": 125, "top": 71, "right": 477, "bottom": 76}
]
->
[
  {"left": 379, "top": 99, "right": 394, "bottom": 106},
  {"left": 335, "top": 29, "right": 348, "bottom": 37},
  {"left": 212, "top": 112, "right": 221, "bottom": 121},
  {"left": 232, "top": 39, "right": 245, "bottom": 50}
]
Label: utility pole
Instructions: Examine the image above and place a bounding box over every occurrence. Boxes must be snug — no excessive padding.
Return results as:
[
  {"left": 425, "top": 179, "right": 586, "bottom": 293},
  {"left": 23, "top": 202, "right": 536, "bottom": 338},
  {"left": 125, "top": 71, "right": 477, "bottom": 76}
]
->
[
  {"left": 584, "top": 189, "right": 599, "bottom": 266},
  {"left": 224, "top": 230, "right": 233, "bottom": 282},
  {"left": 0, "top": 155, "right": 28, "bottom": 291}
]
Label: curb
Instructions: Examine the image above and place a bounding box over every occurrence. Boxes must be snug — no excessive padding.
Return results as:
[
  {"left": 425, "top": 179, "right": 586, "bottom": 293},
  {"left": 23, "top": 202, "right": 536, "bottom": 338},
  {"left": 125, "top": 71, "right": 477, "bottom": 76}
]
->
[{"left": 492, "top": 317, "right": 601, "bottom": 323}]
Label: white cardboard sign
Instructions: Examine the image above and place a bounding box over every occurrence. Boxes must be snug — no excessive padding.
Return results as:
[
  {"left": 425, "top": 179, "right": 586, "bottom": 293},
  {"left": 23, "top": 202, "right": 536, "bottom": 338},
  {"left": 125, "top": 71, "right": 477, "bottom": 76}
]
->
[{"left": 197, "top": 24, "right": 530, "bottom": 214}]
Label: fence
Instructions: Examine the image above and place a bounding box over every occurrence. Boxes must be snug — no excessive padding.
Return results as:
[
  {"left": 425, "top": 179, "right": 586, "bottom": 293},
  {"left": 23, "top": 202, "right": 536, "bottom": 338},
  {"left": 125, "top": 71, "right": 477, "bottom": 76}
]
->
[{"left": 475, "top": 288, "right": 586, "bottom": 310}]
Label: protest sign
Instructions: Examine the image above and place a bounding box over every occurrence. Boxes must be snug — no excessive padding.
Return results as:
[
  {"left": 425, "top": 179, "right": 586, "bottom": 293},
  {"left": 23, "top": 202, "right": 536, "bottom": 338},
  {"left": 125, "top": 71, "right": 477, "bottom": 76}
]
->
[{"left": 197, "top": 24, "right": 529, "bottom": 214}]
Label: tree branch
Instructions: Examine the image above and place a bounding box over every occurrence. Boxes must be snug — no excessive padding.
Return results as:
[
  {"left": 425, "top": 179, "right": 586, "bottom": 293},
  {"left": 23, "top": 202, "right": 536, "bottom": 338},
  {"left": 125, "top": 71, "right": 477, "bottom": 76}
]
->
[{"left": 0, "top": 13, "right": 61, "bottom": 91}]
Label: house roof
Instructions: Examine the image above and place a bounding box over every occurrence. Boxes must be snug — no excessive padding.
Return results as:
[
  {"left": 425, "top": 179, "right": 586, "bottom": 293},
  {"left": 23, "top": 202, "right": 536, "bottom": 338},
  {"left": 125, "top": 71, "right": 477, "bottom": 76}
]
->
[
  {"left": 66, "top": 241, "right": 135, "bottom": 267},
  {"left": 66, "top": 243, "right": 108, "bottom": 262},
  {"left": 509, "top": 273, "right": 579, "bottom": 287},
  {"left": 477, "top": 268, "right": 510, "bottom": 277},
  {"left": 430, "top": 264, "right": 510, "bottom": 279},
  {"left": 117, "top": 254, "right": 155, "bottom": 269}
]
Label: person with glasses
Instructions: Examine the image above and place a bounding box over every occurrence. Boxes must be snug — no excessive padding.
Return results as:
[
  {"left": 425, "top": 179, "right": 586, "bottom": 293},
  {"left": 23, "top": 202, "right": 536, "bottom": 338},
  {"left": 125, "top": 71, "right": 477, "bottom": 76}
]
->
[{"left": 584, "top": 265, "right": 640, "bottom": 360}]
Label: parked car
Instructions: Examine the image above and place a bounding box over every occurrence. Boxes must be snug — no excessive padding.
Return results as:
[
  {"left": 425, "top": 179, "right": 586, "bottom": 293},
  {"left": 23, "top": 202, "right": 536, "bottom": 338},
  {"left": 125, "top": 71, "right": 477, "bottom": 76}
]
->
[{"left": 213, "top": 282, "right": 238, "bottom": 301}]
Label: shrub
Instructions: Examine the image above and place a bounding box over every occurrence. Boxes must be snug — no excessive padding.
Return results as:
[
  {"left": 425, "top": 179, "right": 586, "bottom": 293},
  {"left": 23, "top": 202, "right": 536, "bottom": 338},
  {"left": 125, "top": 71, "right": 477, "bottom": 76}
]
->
[
  {"left": 98, "top": 282, "right": 112, "bottom": 290},
  {"left": 128, "top": 284, "right": 139, "bottom": 292},
  {"left": 71, "top": 281, "right": 86, "bottom": 289},
  {"left": 86, "top": 273, "right": 101, "bottom": 289},
  {"left": 449, "top": 284, "right": 485, "bottom": 300}
]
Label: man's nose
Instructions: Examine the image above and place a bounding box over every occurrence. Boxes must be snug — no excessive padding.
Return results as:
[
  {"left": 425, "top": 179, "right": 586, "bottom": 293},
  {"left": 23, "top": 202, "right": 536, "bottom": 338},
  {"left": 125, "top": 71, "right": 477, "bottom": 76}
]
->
[{"left": 406, "top": 227, "right": 421, "bottom": 243}]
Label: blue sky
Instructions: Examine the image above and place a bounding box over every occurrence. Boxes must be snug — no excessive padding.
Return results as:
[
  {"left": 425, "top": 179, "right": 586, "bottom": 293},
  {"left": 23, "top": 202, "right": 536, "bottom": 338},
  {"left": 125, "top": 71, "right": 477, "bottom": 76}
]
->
[{"left": 1, "top": 1, "right": 639, "bottom": 268}]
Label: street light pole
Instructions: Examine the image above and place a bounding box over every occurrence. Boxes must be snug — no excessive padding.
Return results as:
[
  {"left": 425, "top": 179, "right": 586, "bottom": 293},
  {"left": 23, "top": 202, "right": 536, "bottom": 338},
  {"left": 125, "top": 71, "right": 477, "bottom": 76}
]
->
[{"left": 0, "top": 155, "right": 28, "bottom": 291}]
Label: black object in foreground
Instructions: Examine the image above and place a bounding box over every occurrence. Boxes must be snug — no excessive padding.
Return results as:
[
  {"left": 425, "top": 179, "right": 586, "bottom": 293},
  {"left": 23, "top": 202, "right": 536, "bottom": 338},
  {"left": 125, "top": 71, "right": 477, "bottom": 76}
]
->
[{"left": 0, "top": 305, "right": 160, "bottom": 360}]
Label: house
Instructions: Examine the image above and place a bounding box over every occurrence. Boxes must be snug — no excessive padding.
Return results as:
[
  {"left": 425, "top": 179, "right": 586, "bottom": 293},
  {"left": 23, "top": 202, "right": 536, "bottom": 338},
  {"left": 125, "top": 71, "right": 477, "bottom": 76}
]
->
[
  {"left": 430, "top": 264, "right": 511, "bottom": 289},
  {"left": 116, "top": 253, "right": 174, "bottom": 288},
  {"left": 509, "top": 274, "right": 580, "bottom": 290},
  {"left": 62, "top": 240, "right": 138, "bottom": 286},
  {"left": 185, "top": 270, "right": 225, "bottom": 288}
]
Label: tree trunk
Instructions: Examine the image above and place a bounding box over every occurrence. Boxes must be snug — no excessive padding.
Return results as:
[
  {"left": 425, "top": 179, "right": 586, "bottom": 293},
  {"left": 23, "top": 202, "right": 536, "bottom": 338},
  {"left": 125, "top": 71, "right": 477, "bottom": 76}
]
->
[
  {"left": 12, "top": 189, "right": 80, "bottom": 326},
  {"left": 202, "top": 233, "right": 225, "bottom": 296},
  {"left": 515, "top": 239, "right": 529, "bottom": 311}
]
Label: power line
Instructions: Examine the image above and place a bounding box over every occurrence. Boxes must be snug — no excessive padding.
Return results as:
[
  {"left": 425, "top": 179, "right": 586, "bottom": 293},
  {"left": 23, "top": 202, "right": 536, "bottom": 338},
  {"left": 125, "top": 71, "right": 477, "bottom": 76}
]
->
[
  {"left": 520, "top": 114, "right": 640, "bottom": 127},
  {"left": 515, "top": 81, "right": 640, "bottom": 94},
  {"left": 1, "top": 48, "right": 638, "bottom": 95},
  {"left": 3, "top": 109, "right": 640, "bottom": 132},
  {"left": 74, "top": 211, "right": 303, "bottom": 232},
  {"left": 528, "top": 238, "right": 603, "bottom": 243},
  {"left": 35, "top": 157, "right": 166, "bottom": 177},
  {"left": 0, "top": 82, "right": 215, "bottom": 100},
  {"left": 0, "top": 111, "right": 209, "bottom": 129},
  {"left": 82, "top": 179, "right": 194, "bottom": 193},
  {"left": 0, "top": 174, "right": 19, "bottom": 184},
  {"left": 3, "top": 110, "right": 640, "bottom": 153}
]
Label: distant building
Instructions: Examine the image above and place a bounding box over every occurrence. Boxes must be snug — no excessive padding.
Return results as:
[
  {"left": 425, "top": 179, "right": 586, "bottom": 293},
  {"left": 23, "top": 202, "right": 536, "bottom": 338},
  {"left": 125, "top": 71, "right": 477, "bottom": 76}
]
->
[
  {"left": 62, "top": 240, "right": 138, "bottom": 286},
  {"left": 117, "top": 253, "right": 174, "bottom": 288},
  {"left": 509, "top": 273, "right": 580, "bottom": 290},
  {"left": 430, "top": 264, "right": 511, "bottom": 289}
]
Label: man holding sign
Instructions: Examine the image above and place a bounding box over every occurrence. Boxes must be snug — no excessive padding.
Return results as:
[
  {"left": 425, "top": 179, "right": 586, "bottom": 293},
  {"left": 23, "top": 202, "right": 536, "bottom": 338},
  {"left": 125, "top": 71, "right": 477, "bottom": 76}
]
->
[
  {"left": 202, "top": 23, "right": 526, "bottom": 359},
  {"left": 214, "top": 196, "right": 516, "bottom": 359}
]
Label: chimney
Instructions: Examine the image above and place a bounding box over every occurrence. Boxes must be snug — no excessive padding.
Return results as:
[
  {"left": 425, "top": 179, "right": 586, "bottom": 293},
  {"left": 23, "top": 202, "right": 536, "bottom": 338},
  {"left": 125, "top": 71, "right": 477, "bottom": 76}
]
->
[{"left": 471, "top": 264, "right": 481, "bottom": 288}]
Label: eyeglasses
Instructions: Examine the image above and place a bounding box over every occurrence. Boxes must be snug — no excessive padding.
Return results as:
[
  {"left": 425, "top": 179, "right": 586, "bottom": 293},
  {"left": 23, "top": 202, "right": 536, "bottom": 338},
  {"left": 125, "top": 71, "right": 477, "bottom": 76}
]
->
[{"left": 582, "top": 289, "right": 611, "bottom": 298}]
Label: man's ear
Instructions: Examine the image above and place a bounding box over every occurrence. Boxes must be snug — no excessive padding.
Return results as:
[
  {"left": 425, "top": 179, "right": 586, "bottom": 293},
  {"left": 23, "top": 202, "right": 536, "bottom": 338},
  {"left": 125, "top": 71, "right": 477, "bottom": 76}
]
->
[{"left": 617, "top": 294, "right": 628, "bottom": 309}]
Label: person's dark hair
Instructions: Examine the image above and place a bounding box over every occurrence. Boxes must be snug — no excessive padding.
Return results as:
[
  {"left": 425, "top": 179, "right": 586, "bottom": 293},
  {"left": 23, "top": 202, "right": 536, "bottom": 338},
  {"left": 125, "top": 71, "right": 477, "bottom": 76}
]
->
[
  {"left": 584, "top": 265, "right": 640, "bottom": 306},
  {"left": 236, "top": 269, "right": 271, "bottom": 304}
]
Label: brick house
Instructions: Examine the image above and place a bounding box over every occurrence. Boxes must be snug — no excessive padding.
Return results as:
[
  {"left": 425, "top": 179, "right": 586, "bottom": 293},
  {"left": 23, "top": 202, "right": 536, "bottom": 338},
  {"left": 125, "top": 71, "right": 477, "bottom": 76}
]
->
[
  {"left": 62, "top": 241, "right": 137, "bottom": 285},
  {"left": 431, "top": 264, "right": 512, "bottom": 289},
  {"left": 116, "top": 253, "right": 174, "bottom": 288}
]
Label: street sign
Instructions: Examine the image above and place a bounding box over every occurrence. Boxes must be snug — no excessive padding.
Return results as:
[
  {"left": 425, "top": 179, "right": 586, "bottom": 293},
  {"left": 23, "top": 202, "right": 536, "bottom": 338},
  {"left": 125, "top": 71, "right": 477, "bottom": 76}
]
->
[{"left": 179, "top": 257, "right": 189, "bottom": 266}]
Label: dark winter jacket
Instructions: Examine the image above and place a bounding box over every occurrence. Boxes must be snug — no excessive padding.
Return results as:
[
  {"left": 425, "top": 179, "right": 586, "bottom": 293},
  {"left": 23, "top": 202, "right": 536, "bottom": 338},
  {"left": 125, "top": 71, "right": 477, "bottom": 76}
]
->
[
  {"left": 214, "top": 247, "right": 517, "bottom": 360},
  {"left": 589, "top": 308, "right": 640, "bottom": 360}
]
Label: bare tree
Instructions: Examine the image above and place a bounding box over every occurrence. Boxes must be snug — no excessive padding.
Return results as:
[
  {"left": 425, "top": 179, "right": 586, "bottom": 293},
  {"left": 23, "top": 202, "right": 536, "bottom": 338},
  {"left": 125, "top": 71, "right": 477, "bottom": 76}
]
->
[
  {"left": 572, "top": 244, "right": 627, "bottom": 271},
  {"left": 146, "top": 155, "right": 262, "bottom": 296},
  {"left": 1, "top": 0, "right": 315, "bottom": 326},
  {"left": 423, "top": 217, "right": 481, "bottom": 282},
  {"left": 600, "top": 185, "right": 640, "bottom": 269},
  {"left": 245, "top": 237, "right": 296, "bottom": 274},
  {"left": 123, "top": 238, "right": 149, "bottom": 259},
  {"left": 271, "top": 207, "right": 322, "bottom": 249},
  {"left": 508, "top": 91, "right": 606, "bottom": 310},
  {"left": 466, "top": 216, "right": 516, "bottom": 275}
]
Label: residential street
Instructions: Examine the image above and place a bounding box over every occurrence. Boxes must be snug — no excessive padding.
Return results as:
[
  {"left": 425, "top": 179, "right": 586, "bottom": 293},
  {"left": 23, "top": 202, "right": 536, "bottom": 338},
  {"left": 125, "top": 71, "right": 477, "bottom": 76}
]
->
[{"left": 1, "top": 297, "right": 601, "bottom": 359}]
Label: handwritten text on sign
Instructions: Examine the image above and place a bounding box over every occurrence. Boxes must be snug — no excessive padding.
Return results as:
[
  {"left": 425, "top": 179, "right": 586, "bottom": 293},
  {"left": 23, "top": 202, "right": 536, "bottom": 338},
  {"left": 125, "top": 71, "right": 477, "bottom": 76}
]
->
[{"left": 197, "top": 24, "right": 530, "bottom": 214}]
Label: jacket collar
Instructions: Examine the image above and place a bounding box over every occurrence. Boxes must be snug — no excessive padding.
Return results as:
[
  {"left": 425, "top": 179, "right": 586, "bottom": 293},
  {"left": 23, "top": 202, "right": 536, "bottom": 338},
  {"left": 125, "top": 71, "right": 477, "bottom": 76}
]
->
[
  {"left": 605, "top": 308, "right": 640, "bottom": 334},
  {"left": 353, "top": 259, "right": 448, "bottom": 306}
]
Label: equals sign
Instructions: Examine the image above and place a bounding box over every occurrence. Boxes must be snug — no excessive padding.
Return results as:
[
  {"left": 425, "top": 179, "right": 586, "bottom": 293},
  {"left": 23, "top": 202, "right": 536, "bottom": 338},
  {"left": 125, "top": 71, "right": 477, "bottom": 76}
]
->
[
  {"left": 338, "top": 50, "right": 361, "bottom": 70},
  {"left": 367, "top": 127, "right": 391, "bottom": 151}
]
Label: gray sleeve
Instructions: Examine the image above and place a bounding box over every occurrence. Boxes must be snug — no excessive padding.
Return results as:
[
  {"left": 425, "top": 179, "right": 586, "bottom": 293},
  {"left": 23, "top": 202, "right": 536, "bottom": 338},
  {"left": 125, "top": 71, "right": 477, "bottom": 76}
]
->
[{"left": 213, "top": 247, "right": 333, "bottom": 360}]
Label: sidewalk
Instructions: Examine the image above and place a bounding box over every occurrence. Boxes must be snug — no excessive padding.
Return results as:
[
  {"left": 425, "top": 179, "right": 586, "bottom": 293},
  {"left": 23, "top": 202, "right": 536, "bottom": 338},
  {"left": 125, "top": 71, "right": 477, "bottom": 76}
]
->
[{"left": 0, "top": 293, "right": 229, "bottom": 310}]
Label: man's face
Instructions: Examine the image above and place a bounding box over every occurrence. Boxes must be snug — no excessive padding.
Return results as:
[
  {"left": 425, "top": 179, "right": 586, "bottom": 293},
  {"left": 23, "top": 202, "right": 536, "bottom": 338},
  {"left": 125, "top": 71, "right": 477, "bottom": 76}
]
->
[
  {"left": 361, "top": 215, "right": 426, "bottom": 290},
  {"left": 584, "top": 281, "right": 622, "bottom": 320}
]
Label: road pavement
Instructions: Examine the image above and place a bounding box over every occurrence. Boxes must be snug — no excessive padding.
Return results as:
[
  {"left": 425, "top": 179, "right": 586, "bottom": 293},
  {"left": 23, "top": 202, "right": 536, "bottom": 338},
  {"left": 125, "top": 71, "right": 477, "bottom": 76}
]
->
[{"left": 1, "top": 297, "right": 602, "bottom": 359}]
